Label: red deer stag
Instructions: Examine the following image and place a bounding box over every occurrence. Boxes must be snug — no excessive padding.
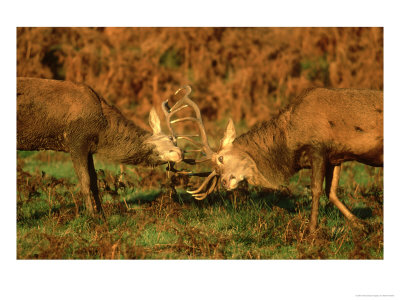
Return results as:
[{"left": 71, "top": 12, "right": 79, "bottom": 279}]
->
[
  {"left": 17, "top": 77, "right": 183, "bottom": 215},
  {"left": 166, "top": 87, "right": 383, "bottom": 233}
]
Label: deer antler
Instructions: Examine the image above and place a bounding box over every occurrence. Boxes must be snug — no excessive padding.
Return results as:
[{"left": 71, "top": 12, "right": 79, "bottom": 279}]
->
[
  {"left": 162, "top": 86, "right": 214, "bottom": 161},
  {"left": 187, "top": 170, "right": 219, "bottom": 200},
  {"left": 162, "top": 86, "right": 218, "bottom": 200}
]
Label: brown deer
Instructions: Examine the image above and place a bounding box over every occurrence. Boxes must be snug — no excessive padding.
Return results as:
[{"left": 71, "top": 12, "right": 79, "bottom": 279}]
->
[
  {"left": 17, "top": 77, "right": 183, "bottom": 215},
  {"left": 166, "top": 87, "right": 383, "bottom": 233}
]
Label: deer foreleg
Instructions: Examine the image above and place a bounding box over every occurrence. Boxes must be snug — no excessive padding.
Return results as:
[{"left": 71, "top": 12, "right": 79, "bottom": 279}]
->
[
  {"left": 71, "top": 147, "right": 102, "bottom": 216},
  {"left": 309, "top": 154, "right": 326, "bottom": 233}
]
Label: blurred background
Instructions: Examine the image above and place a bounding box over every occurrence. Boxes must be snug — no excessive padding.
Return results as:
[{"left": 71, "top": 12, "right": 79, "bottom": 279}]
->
[{"left": 17, "top": 27, "right": 383, "bottom": 140}]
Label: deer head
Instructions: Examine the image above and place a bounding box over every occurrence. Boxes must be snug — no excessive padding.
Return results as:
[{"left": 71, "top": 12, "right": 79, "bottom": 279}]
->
[
  {"left": 162, "top": 86, "right": 274, "bottom": 199},
  {"left": 145, "top": 107, "right": 183, "bottom": 164},
  {"left": 212, "top": 119, "right": 271, "bottom": 190},
  {"left": 188, "top": 118, "right": 275, "bottom": 199}
]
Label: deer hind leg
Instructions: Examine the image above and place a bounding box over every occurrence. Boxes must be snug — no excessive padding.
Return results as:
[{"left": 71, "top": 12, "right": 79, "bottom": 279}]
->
[
  {"left": 309, "top": 154, "right": 326, "bottom": 233},
  {"left": 325, "top": 164, "right": 358, "bottom": 222},
  {"left": 70, "top": 146, "right": 102, "bottom": 216}
]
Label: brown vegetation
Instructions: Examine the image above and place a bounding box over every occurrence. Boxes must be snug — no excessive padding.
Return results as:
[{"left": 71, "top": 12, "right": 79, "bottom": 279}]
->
[{"left": 17, "top": 27, "right": 383, "bottom": 132}]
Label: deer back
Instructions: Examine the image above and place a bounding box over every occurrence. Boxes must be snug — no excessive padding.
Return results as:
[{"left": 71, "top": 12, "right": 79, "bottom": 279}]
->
[
  {"left": 285, "top": 88, "right": 383, "bottom": 167},
  {"left": 17, "top": 77, "right": 107, "bottom": 153}
]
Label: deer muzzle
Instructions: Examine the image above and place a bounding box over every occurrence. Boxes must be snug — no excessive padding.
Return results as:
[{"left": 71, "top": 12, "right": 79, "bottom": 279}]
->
[
  {"left": 221, "top": 174, "right": 238, "bottom": 190},
  {"left": 164, "top": 148, "right": 183, "bottom": 163}
]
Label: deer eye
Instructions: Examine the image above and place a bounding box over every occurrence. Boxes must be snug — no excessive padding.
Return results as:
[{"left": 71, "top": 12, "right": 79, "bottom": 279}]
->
[
  {"left": 218, "top": 156, "right": 223, "bottom": 163},
  {"left": 168, "top": 136, "right": 174, "bottom": 141}
]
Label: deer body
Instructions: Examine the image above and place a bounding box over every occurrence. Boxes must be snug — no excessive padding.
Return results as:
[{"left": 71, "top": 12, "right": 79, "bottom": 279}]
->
[
  {"left": 226, "top": 88, "right": 383, "bottom": 187},
  {"left": 17, "top": 77, "right": 183, "bottom": 215},
  {"left": 192, "top": 87, "right": 383, "bottom": 232}
]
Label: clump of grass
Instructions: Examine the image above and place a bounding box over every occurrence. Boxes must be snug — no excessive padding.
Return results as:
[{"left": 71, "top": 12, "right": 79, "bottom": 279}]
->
[{"left": 18, "top": 27, "right": 382, "bottom": 132}]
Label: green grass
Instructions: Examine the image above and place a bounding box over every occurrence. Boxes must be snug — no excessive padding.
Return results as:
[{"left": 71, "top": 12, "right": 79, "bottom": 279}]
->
[{"left": 17, "top": 150, "right": 383, "bottom": 259}]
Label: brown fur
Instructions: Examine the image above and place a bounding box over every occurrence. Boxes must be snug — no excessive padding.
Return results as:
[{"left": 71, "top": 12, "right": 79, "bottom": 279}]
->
[
  {"left": 17, "top": 77, "right": 182, "bottom": 215},
  {"left": 214, "top": 88, "right": 383, "bottom": 232}
]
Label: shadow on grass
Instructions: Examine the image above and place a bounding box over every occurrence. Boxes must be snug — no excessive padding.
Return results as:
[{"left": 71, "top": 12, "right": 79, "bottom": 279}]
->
[
  {"left": 353, "top": 207, "right": 373, "bottom": 219},
  {"left": 160, "top": 186, "right": 303, "bottom": 215},
  {"left": 123, "top": 190, "right": 161, "bottom": 206},
  {"left": 17, "top": 202, "right": 93, "bottom": 225}
]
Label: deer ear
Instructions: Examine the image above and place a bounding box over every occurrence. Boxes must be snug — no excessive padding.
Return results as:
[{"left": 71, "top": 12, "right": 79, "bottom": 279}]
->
[
  {"left": 149, "top": 108, "right": 161, "bottom": 135},
  {"left": 220, "top": 118, "right": 236, "bottom": 148}
]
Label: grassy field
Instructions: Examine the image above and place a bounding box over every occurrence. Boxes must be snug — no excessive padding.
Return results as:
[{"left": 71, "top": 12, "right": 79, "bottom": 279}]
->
[{"left": 17, "top": 149, "right": 383, "bottom": 259}]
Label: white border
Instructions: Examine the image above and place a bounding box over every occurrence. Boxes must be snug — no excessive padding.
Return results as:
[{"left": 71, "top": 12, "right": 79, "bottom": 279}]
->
[{"left": 2, "top": 1, "right": 399, "bottom": 299}]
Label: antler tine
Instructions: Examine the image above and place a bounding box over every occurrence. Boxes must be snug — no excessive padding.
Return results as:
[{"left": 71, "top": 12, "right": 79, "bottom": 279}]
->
[
  {"left": 194, "top": 176, "right": 218, "bottom": 200},
  {"left": 161, "top": 86, "right": 192, "bottom": 143},
  {"left": 161, "top": 86, "right": 192, "bottom": 118},
  {"left": 162, "top": 86, "right": 215, "bottom": 161},
  {"left": 189, "top": 174, "right": 219, "bottom": 201},
  {"left": 176, "top": 136, "right": 204, "bottom": 148},
  {"left": 187, "top": 170, "right": 217, "bottom": 195},
  {"left": 182, "top": 99, "right": 214, "bottom": 159}
]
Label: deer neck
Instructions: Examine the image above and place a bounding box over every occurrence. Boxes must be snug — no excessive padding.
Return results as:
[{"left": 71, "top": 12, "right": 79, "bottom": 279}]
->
[
  {"left": 96, "top": 103, "right": 156, "bottom": 166},
  {"left": 234, "top": 112, "right": 296, "bottom": 187}
]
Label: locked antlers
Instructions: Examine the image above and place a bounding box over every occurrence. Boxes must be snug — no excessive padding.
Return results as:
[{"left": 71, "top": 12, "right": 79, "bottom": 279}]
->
[{"left": 162, "top": 86, "right": 219, "bottom": 200}]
